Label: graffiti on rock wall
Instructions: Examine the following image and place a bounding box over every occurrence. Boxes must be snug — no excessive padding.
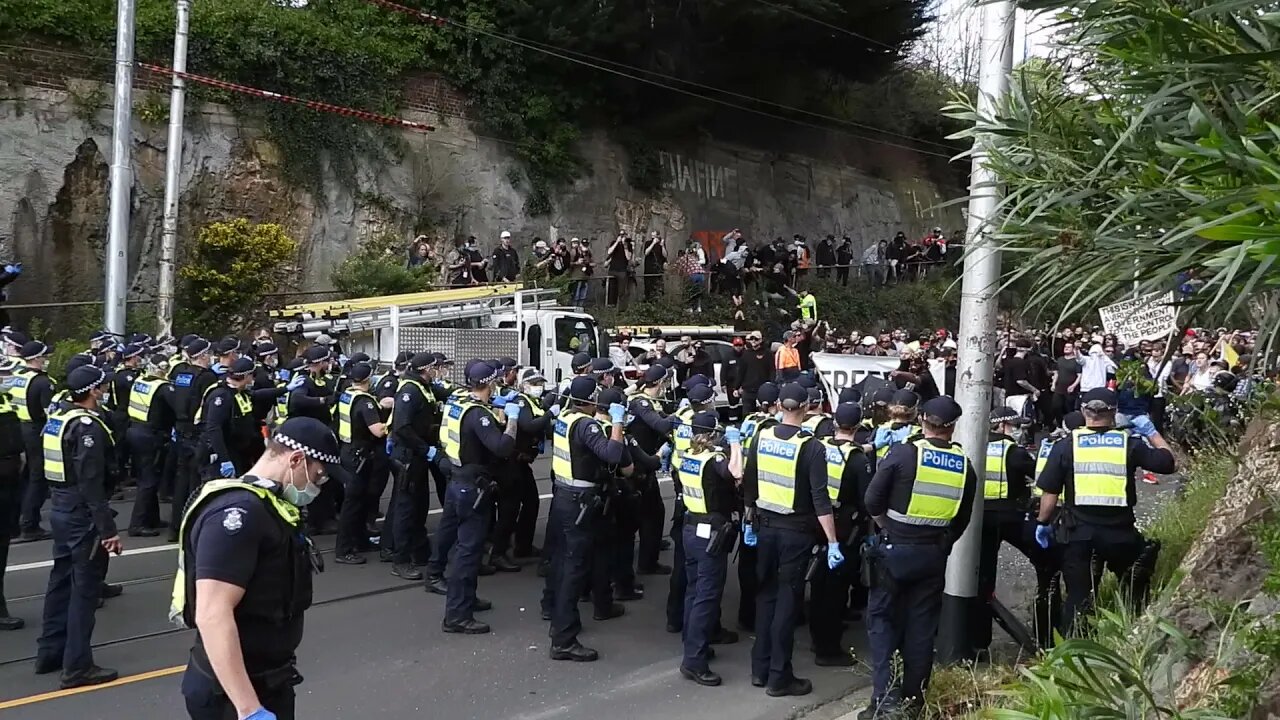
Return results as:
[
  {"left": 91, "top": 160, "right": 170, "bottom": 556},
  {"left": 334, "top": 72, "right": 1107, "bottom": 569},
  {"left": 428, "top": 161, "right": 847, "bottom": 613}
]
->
[
  {"left": 614, "top": 196, "right": 688, "bottom": 237},
  {"left": 660, "top": 151, "right": 738, "bottom": 200}
]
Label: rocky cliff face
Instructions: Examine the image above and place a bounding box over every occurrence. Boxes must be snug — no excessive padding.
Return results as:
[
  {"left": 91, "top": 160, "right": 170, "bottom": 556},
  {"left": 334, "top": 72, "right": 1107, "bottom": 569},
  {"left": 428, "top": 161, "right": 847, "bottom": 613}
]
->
[{"left": 0, "top": 74, "right": 962, "bottom": 331}]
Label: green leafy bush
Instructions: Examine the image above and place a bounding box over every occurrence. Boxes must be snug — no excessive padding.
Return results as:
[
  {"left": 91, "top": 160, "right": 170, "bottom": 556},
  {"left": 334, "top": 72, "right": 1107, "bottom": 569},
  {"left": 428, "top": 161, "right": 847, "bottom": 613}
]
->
[
  {"left": 332, "top": 232, "right": 437, "bottom": 298},
  {"left": 179, "top": 219, "right": 297, "bottom": 333}
]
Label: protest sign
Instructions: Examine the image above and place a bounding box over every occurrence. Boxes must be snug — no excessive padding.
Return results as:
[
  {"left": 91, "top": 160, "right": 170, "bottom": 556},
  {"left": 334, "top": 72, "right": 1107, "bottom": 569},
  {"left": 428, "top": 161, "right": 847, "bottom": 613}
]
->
[{"left": 1098, "top": 291, "right": 1178, "bottom": 344}]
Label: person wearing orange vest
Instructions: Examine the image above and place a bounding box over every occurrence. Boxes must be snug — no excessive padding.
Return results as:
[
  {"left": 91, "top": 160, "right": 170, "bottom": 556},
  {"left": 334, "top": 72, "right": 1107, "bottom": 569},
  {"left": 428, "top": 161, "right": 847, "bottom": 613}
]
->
[{"left": 774, "top": 332, "right": 802, "bottom": 380}]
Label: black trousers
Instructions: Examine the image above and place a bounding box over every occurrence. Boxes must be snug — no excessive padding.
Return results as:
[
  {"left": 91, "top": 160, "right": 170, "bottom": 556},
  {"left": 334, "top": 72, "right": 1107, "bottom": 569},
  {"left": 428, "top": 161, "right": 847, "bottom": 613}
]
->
[
  {"left": 977, "top": 511, "right": 1061, "bottom": 649},
  {"left": 636, "top": 474, "right": 666, "bottom": 571},
  {"left": 19, "top": 424, "right": 46, "bottom": 532},
  {"left": 337, "top": 446, "right": 382, "bottom": 555},
  {"left": 809, "top": 534, "right": 858, "bottom": 657},
  {"left": 1060, "top": 524, "right": 1144, "bottom": 637},
  {"left": 512, "top": 462, "right": 540, "bottom": 554},
  {"left": 388, "top": 456, "right": 432, "bottom": 565},
  {"left": 182, "top": 666, "right": 296, "bottom": 720},
  {"left": 546, "top": 490, "right": 610, "bottom": 648},
  {"left": 665, "top": 500, "right": 687, "bottom": 629},
  {"left": 169, "top": 433, "right": 200, "bottom": 532},
  {"left": 127, "top": 427, "right": 165, "bottom": 530},
  {"left": 750, "top": 523, "right": 812, "bottom": 690},
  {"left": 490, "top": 460, "right": 529, "bottom": 556},
  {"left": 866, "top": 541, "right": 948, "bottom": 704},
  {"left": 0, "top": 456, "right": 20, "bottom": 617}
]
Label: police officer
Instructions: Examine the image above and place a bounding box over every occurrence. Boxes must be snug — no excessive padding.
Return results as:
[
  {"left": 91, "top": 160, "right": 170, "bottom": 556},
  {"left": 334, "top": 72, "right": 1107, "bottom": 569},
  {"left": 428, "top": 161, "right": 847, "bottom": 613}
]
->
[
  {"left": 544, "top": 376, "right": 628, "bottom": 662},
  {"left": 741, "top": 382, "right": 842, "bottom": 697},
  {"left": 434, "top": 361, "right": 519, "bottom": 633},
  {"left": 108, "top": 343, "right": 145, "bottom": 482},
  {"left": 977, "top": 406, "right": 1048, "bottom": 650},
  {"left": 334, "top": 363, "right": 386, "bottom": 565},
  {"left": 172, "top": 417, "right": 338, "bottom": 720},
  {"left": 376, "top": 352, "right": 409, "bottom": 402},
  {"left": 872, "top": 389, "right": 922, "bottom": 462},
  {"left": 0, "top": 358, "right": 26, "bottom": 631},
  {"left": 34, "top": 365, "right": 120, "bottom": 688},
  {"left": 797, "top": 376, "right": 834, "bottom": 438},
  {"left": 272, "top": 358, "right": 304, "bottom": 429},
  {"left": 197, "top": 358, "right": 263, "bottom": 481},
  {"left": 126, "top": 354, "right": 180, "bottom": 536},
  {"left": 559, "top": 352, "right": 594, "bottom": 395},
  {"left": 211, "top": 337, "right": 241, "bottom": 376},
  {"left": 809, "top": 402, "right": 873, "bottom": 667},
  {"left": 626, "top": 365, "right": 679, "bottom": 597},
  {"left": 1034, "top": 388, "right": 1174, "bottom": 636},
  {"left": 492, "top": 367, "right": 554, "bottom": 564},
  {"left": 288, "top": 346, "right": 340, "bottom": 534},
  {"left": 665, "top": 382, "right": 715, "bottom": 633},
  {"left": 677, "top": 410, "right": 743, "bottom": 686},
  {"left": 736, "top": 381, "right": 780, "bottom": 633},
  {"left": 387, "top": 352, "right": 442, "bottom": 581},
  {"left": 248, "top": 342, "right": 283, "bottom": 456},
  {"left": 862, "top": 396, "right": 978, "bottom": 719},
  {"left": 14, "top": 339, "right": 56, "bottom": 541},
  {"left": 168, "top": 338, "right": 220, "bottom": 542}
]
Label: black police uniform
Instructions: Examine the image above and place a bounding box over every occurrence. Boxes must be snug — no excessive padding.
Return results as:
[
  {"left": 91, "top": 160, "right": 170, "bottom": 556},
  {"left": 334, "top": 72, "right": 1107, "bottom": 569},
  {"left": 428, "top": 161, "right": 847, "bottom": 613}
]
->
[
  {"left": 336, "top": 386, "right": 385, "bottom": 558},
  {"left": 288, "top": 370, "right": 339, "bottom": 532},
  {"left": 864, "top": 435, "right": 978, "bottom": 711},
  {"left": 977, "top": 431, "right": 1057, "bottom": 649},
  {"left": 176, "top": 477, "right": 314, "bottom": 720},
  {"left": 169, "top": 360, "right": 219, "bottom": 538},
  {"left": 0, "top": 387, "right": 26, "bottom": 630},
  {"left": 493, "top": 390, "right": 554, "bottom": 559},
  {"left": 678, "top": 441, "right": 737, "bottom": 679},
  {"left": 387, "top": 371, "right": 446, "bottom": 573},
  {"left": 544, "top": 404, "right": 626, "bottom": 656},
  {"left": 735, "top": 412, "right": 777, "bottom": 632},
  {"left": 16, "top": 365, "right": 55, "bottom": 536},
  {"left": 198, "top": 380, "right": 259, "bottom": 479},
  {"left": 35, "top": 405, "right": 117, "bottom": 680},
  {"left": 107, "top": 362, "right": 139, "bottom": 482},
  {"left": 742, "top": 422, "right": 829, "bottom": 692},
  {"left": 1036, "top": 426, "right": 1173, "bottom": 636},
  {"left": 808, "top": 436, "right": 873, "bottom": 662},
  {"left": 626, "top": 389, "right": 677, "bottom": 579},
  {"left": 436, "top": 391, "right": 515, "bottom": 629},
  {"left": 126, "top": 373, "right": 179, "bottom": 534}
]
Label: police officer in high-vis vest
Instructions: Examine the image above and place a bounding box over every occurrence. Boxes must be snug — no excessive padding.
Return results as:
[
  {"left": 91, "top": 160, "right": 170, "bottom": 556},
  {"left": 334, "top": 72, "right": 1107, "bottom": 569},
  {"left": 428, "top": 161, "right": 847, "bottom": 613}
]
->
[
  {"left": 735, "top": 381, "right": 779, "bottom": 633},
  {"left": 431, "top": 361, "right": 519, "bottom": 634},
  {"left": 1034, "top": 388, "right": 1174, "bottom": 637},
  {"left": 495, "top": 367, "right": 556, "bottom": 562},
  {"left": 665, "top": 381, "right": 715, "bottom": 632},
  {"left": 126, "top": 354, "right": 180, "bottom": 536},
  {"left": 809, "top": 402, "right": 873, "bottom": 668},
  {"left": 741, "top": 382, "right": 843, "bottom": 698},
  {"left": 172, "top": 417, "right": 338, "bottom": 720},
  {"left": 977, "top": 406, "right": 1048, "bottom": 650},
  {"left": 625, "top": 365, "right": 677, "bottom": 593},
  {"left": 0, "top": 358, "right": 27, "bottom": 631},
  {"left": 797, "top": 376, "right": 834, "bottom": 438},
  {"left": 34, "top": 365, "right": 121, "bottom": 689},
  {"left": 197, "top": 358, "right": 263, "bottom": 481},
  {"left": 14, "top": 339, "right": 56, "bottom": 541},
  {"left": 288, "top": 346, "right": 340, "bottom": 535},
  {"left": 386, "top": 352, "right": 444, "bottom": 580},
  {"left": 676, "top": 410, "right": 743, "bottom": 687},
  {"left": 545, "top": 375, "right": 627, "bottom": 662},
  {"left": 862, "top": 396, "right": 977, "bottom": 720},
  {"left": 871, "top": 389, "right": 922, "bottom": 463},
  {"left": 334, "top": 363, "right": 386, "bottom": 565},
  {"left": 168, "top": 338, "right": 220, "bottom": 542}
]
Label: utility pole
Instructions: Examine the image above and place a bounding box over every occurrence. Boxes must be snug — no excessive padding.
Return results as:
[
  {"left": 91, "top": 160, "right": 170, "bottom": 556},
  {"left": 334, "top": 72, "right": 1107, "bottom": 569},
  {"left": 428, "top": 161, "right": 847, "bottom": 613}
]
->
[
  {"left": 157, "top": 0, "right": 191, "bottom": 338},
  {"left": 937, "top": 0, "right": 1016, "bottom": 665},
  {"left": 104, "top": 0, "right": 137, "bottom": 336}
]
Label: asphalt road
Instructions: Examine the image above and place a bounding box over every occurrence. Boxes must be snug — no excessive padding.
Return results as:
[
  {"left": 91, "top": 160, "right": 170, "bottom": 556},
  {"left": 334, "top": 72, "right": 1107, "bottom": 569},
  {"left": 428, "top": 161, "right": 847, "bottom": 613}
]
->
[{"left": 0, "top": 457, "right": 869, "bottom": 720}]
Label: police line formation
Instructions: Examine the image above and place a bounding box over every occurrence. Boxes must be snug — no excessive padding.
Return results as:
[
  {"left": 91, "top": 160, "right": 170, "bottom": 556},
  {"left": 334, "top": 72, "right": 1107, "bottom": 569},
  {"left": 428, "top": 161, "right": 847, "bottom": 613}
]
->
[{"left": 0, "top": 328, "right": 1175, "bottom": 720}]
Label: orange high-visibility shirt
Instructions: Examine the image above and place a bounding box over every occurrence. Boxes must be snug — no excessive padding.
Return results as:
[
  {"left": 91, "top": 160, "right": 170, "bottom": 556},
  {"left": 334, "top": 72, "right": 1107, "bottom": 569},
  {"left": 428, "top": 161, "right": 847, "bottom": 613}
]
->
[{"left": 775, "top": 345, "right": 800, "bottom": 371}]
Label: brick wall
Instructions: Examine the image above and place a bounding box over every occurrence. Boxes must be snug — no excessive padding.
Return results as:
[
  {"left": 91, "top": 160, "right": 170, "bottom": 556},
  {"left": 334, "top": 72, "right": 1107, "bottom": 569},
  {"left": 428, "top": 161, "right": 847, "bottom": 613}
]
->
[{"left": 0, "top": 44, "right": 469, "bottom": 119}]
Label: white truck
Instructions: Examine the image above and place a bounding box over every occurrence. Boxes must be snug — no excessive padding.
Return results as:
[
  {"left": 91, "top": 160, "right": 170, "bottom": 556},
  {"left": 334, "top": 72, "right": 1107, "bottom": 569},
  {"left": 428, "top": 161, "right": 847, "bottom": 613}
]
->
[{"left": 269, "top": 284, "right": 603, "bottom": 386}]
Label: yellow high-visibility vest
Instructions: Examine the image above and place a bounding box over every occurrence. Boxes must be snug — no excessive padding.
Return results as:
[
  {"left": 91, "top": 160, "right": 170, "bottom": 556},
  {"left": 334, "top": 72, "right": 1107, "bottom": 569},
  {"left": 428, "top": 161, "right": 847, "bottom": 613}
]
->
[
  {"left": 754, "top": 426, "right": 810, "bottom": 515},
  {"left": 888, "top": 440, "right": 966, "bottom": 527},
  {"left": 337, "top": 389, "right": 376, "bottom": 444},
  {"left": 672, "top": 407, "right": 696, "bottom": 465},
  {"left": 11, "top": 367, "right": 45, "bottom": 422},
  {"left": 984, "top": 439, "right": 1012, "bottom": 500},
  {"left": 802, "top": 414, "right": 828, "bottom": 434},
  {"left": 129, "top": 377, "right": 171, "bottom": 423},
  {"left": 194, "top": 384, "right": 252, "bottom": 425},
  {"left": 678, "top": 448, "right": 722, "bottom": 514},
  {"left": 42, "top": 407, "right": 113, "bottom": 484},
  {"left": 552, "top": 409, "right": 594, "bottom": 488},
  {"left": 441, "top": 396, "right": 497, "bottom": 465},
  {"left": 1033, "top": 438, "right": 1055, "bottom": 497},
  {"left": 876, "top": 422, "right": 920, "bottom": 460},
  {"left": 820, "top": 438, "right": 854, "bottom": 504},
  {"left": 1070, "top": 429, "right": 1128, "bottom": 507}
]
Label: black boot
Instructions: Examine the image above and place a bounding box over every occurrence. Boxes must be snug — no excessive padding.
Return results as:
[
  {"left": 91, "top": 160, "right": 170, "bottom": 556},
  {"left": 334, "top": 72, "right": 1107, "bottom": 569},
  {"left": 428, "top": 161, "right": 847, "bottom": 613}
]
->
[{"left": 59, "top": 666, "right": 119, "bottom": 689}]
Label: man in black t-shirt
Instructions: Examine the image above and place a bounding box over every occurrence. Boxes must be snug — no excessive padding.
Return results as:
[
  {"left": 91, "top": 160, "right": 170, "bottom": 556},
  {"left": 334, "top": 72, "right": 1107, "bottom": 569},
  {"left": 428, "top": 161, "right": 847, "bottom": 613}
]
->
[
  {"left": 1049, "top": 342, "right": 1082, "bottom": 428},
  {"left": 606, "top": 234, "right": 631, "bottom": 309}
]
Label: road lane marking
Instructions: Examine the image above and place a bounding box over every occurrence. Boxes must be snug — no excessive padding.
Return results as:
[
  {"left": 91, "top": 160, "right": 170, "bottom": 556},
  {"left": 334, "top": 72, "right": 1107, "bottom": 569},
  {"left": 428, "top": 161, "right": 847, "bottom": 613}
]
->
[
  {"left": 0, "top": 665, "right": 186, "bottom": 710},
  {"left": 9, "top": 479, "right": 674, "bottom": 573}
]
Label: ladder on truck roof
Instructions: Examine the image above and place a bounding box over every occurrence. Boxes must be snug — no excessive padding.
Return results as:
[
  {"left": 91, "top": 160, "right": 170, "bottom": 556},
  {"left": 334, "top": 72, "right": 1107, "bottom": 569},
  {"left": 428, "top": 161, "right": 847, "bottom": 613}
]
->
[
  {"left": 270, "top": 284, "right": 561, "bottom": 337},
  {"left": 610, "top": 325, "right": 739, "bottom": 340}
]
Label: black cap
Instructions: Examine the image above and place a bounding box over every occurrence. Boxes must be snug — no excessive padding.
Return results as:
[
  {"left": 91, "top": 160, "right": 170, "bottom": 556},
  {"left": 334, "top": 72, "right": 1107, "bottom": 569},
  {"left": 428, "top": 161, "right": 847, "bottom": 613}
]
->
[
  {"left": 147, "top": 353, "right": 171, "bottom": 370},
  {"left": 463, "top": 358, "right": 487, "bottom": 379},
  {"left": 227, "top": 357, "right": 256, "bottom": 377},
  {"left": 691, "top": 411, "right": 720, "bottom": 433},
  {"left": 838, "top": 387, "right": 862, "bottom": 405},
  {"left": 347, "top": 363, "right": 374, "bottom": 382},
  {"left": 795, "top": 374, "right": 817, "bottom": 389},
  {"left": 67, "top": 365, "right": 108, "bottom": 395},
  {"left": 20, "top": 340, "right": 49, "bottom": 360},
  {"left": 496, "top": 357, "right": 518, "bottom": 370},
  {"left": 571, "top": 352, "right": 593, "bottom": 372},
  {"left": 179, "top": 334, "right": 199, "bottom": 348},
  {"left": 688, "top": 384, "right": 715, "bottom": 404},
  {"left": 430, "top": 352, "right": 449, "bottom": 366},
  {"left": 394, "top": 350, "right": 411, "bottom": 369},
  {"left": 890, "top": 389, "right": 919, "bottom": 408},
  {"left": 589, "top": 357, "right": 615, "bottom": 374},
  {"left": 65, "top": 353, "right": 94, "bottom": 375},
  {"left": 214, "top": 337, "right": 240, "bottom": 356},
  {"left": 597, "top": 387, "right": 625, "bottom": 408},
  {"left": 256, "top": 342, "right": 279, "bottom": 358},
  {"left": 757, "top": 382, "right": 780, "bottom": 404},
  {"left": 568, "top": 376, "right": 598, "bottom": 401},
  {"left": 1080, "top": 388, "right": 1118, "bottom": 410},
  {"left": 835, "top": 403, "right": 862, "bottom": 428},
  {"left": 89, "top": 329, "right": 113, "bottom": 343},
  {"left": 409, "top": 352, "right": 434, "bottom": 371},
  {"left": 185, "top": 338, "right": 211, "bottom": 357},
  {"left": 121, "top": 343, "right": 146, "bottom": 360},
  {"left": 642, "top": 365, "right": 667, "bottom": 384},
  {"left": 3, "top": 329, "right": 30, "bottom": 346},
  {"left": 872, "top": 387, "right": 896, "bottom": 406},
  {"left": 129, "top": 332, "right": 153, "bottom": 345},
  {"left": 920, "top": 396, "right": 963, "bottom": 426},
  {"left": 989, "top": 406, "right": 1029, "bottom": 425},
  {"left": 682, "top": 374, "right": 711, "bottom": 390},
  {"left": 466, "top": 361, "right": 500, "bottom": 386},
  {"left": 348, "top": 352, "right": 370, "bottom": 365},
  {"left": 779, "top": 383, "right": 808, "bottom": 407},
  {"left": 283, "top": 358, "right": 305, "bottom": 373},
  {"left": 1063, "top": 411, "right": 1085, "bottom": 430},
  {"left": 272, "top": 417, "right": 341, "bottom": 469},
  {"left": 303, "top": 345, "right": 331, "bottom": 364},
  {"left": 807, "top": 388, "right": 823, "bottom": 404}
]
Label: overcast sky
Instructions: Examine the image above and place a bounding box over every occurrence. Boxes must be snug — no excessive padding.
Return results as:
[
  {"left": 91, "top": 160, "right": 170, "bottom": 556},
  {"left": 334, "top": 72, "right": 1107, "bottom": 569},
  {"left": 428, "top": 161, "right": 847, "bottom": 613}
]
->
[{"left": 928, "top": 0, "right": 1055, "bottom": 67}]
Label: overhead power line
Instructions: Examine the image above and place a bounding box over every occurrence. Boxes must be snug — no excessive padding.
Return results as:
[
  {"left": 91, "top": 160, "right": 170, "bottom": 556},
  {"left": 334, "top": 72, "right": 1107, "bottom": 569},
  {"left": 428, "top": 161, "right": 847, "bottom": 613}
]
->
[{"left": 750, "top": 0, "right": 901, "bottom": 51}]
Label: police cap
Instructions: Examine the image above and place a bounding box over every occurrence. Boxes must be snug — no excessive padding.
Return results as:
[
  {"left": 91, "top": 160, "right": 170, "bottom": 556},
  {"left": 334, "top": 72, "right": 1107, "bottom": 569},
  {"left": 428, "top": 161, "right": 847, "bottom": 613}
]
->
[
  {"left": 691, "top": 411, "right": 720, "bottom": 433},
  {"left": 344, "top": 362, "right": 372, "bottom": 382},
  {"left": 597, "top": 387, "right": 625, "bottom": 408},
  {"left": 655, "top": 355, "right": 676, "bottom": 370},
  {"left": 589, "top": 357, "right": 615, "bottom": 374},
  {"left": 0, "top": 357, "right": 19, "bottom": 374},
  {"left": 891, "top": 389, "right": 919, "bottom": 408},
  {"left": 283, "top": 358, "right": 305, "bottom": 373},
  {"left": 466, "top": 361, "right": 500, "bottom": 386},
  {"left": 779, "top": 383, "right": 808, "bottom": 408},
  {"left": 272, "top": 417, "right": 341, "bottom": 473},
  {"left": 179, "top": 334, "right": 199, "bottom": 348},
  {"left": 255, "top": 342, "right": 280, "bottom": 359},
  {"left": 408, "top": 352, "right": 434, "bottom": 371},
  {"left": 688, "top": 384, "right": 715, "bottom": 404},
  {"left": 20, "top": 340, "right": 49, "bottom": 360},
  {"left": 3, "top": 329, "right": 30, "bottom": 347},
  {"left": 496, "top": 357, "right": 518, "bottom": 370},
  {"left": 568, "top": 375, "right": 598, "bottom": 401},
  {"left": 303, "top": 345, "right": 331, "bottom": 364},
  {"left": 65, "top": 353, "right": 95, "bottom": 376},
  {"left": 1080, "top": 388, "right": 1118, "bottom": 411},
  {"left": 227, "top": 357, "right": 256, "bottom": 377},
  {"left": 121, "top": 343, "right": 146, "bottom": 360},
  {"left": 835, "top": 402, "right": 863, "bottom": 428},
  {"left": 571, "top": 352, "right": 593, "bottom": 372},
  {"left": 838, "top": 387, "right": 862, "bottom": 405},
  {"left": 129, "top": 332, "right": 153, "bottom": 345},
  {"left": 920, "top": 396, "right": 963, "bottom": 426},
  {"left": 642, "top": 365, "right": 667, "bottom": 385},
  {"left": 757, "top": 382, "right": 780, "bottom": 404},
  {"left": 68, "top": 365, "right": 108, "bottom": 395},
  {"left": 871, "top": 386, "right": 896, "bottom": 406},
  {"left": 1063, "top": 411, "right": 1085, "bottom": 430},
  {"left": 394, "top": 350, "right": 411, "bottom": 369},
  {"left": 185, "top": 338, "right": 211, "bottom": 358},
  {"left": 795, "top": 374, "right": 817, "bottom": 389},
  {"left": 989, "top": 406, "right": 1029, "bottom": 425},
  {"left": 682, "top": 374, "right": 711, "bottom": 390},
  {"left": 214, "top": 337, "right": 240, "bottom": 356},
  {"left": 348, "top": 352, "right": 371, "bottom": 366}
]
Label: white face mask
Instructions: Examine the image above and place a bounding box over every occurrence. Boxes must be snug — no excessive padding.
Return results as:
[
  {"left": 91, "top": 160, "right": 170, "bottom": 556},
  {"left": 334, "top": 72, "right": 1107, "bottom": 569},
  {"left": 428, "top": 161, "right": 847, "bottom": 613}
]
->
[
  {"left": 283, "top": 458, "right": 322, "bottom": 507},
  {"left": 525, "top": 384, "right": 545, "bottom": 398}
]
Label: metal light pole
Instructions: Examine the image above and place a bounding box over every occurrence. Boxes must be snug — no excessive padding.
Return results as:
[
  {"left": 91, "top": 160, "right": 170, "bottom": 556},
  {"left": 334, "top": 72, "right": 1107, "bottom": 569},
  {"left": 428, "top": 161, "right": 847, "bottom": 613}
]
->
[
  {"left": 937, "top": 0, "right": 1016, "bottom": 665},
  {"left": 104, "top": 0, "right": 137, "bottom": 336},
  {"left": 157, "top": 0, "right": 191, "bottom": 338}
]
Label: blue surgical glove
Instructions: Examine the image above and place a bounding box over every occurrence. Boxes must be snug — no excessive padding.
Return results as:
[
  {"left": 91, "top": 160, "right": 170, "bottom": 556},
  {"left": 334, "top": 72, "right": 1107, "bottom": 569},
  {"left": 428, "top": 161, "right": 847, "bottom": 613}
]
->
[
  {"left": 505, "top": 401, "right": 523, "bottom": 422},
  {"left": 827, "top": 542, "right": 845, "bottom": 570},
  {"left": 743, "top": 524, "right": 758, "bottom": 547},
  {"left": 608, "top": 403, "right": 626, "bottom": 424},
  {"left": 287, "top": 374, "right": 306, "bottom": 391},
  {"left": 211, "top": 362, "right": 227, "bottom": 376},
  {"left": 774, "top": 411, "right": 784, "bottom": 423},
  {"left": 338, "top": 354, "right": 349, "bottom": 367},
  {"left": 243, "top": 709, "right": 277, "bottom": 720},
  {"left": 548, "top": 404, "right": 562, "bottom": 417},
  {"left": 219, "top": 461, "right": 235, "bottom": 478},
  {"left": 678, "top": 398, "right": 691, "bottom": 410},
  {"left": 1035, "top": 523, "right": 1053, "bottom": 549},
  {"left": 426, "top": 446, "right": 437, "bottom": 462},
  {"left": 492, "top": 395, "right": 509, "bottom": 408},
  {"left": 873, "top": 426, "right": 892, "bottom": 450},
  {"left": 1131, "top": 414, "right": 1157, "bottom": 438},
  {"left": 3, "top": 264, "right": 20, "bottom": 275},
  {"left": 658, "top": 442, "right": 672, "bottom": 459},
  {"left": 890, "top": 425, "right": 913, "bottom": 444},
  {"left": 725, "top": 426, "right": 742, "bottom": 445},
  {"left": 385, "top": 438, "right": 394, "bottom": 455},
  {"left": 170, "top": 429, "right": 177, "bottom": 442},
  {"left": 277, "top": 369, "right": 290, "bottom": 382}
]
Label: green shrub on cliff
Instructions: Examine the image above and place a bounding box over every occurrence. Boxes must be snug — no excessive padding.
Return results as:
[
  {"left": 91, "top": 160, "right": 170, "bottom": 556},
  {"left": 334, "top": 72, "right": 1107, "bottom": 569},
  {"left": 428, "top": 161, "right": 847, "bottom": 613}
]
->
[
  {"left": 178, "top": 219, "right": 297, "bottom": 333},
  {"left": 332, "top": 232, "right": 437, "bottom": 298}
]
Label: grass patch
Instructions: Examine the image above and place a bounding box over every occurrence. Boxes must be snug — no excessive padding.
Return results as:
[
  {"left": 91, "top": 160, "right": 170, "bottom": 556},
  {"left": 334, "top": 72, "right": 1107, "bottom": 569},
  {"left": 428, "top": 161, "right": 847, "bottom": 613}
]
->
[
  {"left": 924, "top": 664, "right": 1019, "bottom": 718},
  {"left": 1144, "top": 452, "right": 1236, "bottom": 592}
]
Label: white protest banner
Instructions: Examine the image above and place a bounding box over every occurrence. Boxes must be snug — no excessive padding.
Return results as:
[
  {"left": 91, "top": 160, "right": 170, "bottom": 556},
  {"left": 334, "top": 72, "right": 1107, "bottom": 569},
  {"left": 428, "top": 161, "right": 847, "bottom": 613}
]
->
[
  {"left": 1098, "top": 291, "right": 1178, "bottom": 345},
  {"left": 812, "top": 353, "right": 902, "bottom": 399}
]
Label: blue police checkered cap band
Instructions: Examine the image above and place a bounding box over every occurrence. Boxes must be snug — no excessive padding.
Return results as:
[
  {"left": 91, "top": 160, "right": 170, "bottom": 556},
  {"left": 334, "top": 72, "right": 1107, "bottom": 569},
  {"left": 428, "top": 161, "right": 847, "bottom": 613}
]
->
[
  {"left": 271, "top": 431, "right": 340, "bottom": 464},
  {"left": 471, "top": 365, "right": 501, "bottom": 386},
  {"left": 71, "top": 367, "right": 108, "bottom": 394}
]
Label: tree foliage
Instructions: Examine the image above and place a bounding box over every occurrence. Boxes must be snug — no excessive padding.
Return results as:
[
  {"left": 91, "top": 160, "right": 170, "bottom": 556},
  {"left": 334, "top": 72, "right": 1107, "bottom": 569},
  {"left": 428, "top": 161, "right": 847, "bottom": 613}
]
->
[
  {"left": 178, "top": 219, "right": 298, "bottom": 332},
  {"left": 947, "top": 0, "right": 1280, "bottom": 356},
  {"left": 331, "top": 232, "right": 437, "bottom": 298}
]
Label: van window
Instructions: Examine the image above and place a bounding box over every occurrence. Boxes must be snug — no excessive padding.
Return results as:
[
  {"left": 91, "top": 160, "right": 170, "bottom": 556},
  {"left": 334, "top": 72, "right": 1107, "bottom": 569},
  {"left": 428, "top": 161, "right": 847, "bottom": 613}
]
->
[{"left": 556, "top": 317, "right": 599, "bottom": 356}]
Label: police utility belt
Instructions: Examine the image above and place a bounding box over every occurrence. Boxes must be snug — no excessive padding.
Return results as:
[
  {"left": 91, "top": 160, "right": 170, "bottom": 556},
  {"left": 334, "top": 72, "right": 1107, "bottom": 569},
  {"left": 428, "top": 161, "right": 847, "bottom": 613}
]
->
[
  {"left": 189, "top": 645, "right": 301, "bottom": 694},
  {"left": 754, "top": 507, "right": 816, "bottom": 532}
]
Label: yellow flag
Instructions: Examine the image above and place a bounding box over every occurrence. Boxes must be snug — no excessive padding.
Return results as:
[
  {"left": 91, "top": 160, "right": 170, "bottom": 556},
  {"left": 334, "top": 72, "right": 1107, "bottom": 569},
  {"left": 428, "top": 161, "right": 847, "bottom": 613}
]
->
[{"left": 1219, "top": 338, "right": 1239, "bottom": 368}]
